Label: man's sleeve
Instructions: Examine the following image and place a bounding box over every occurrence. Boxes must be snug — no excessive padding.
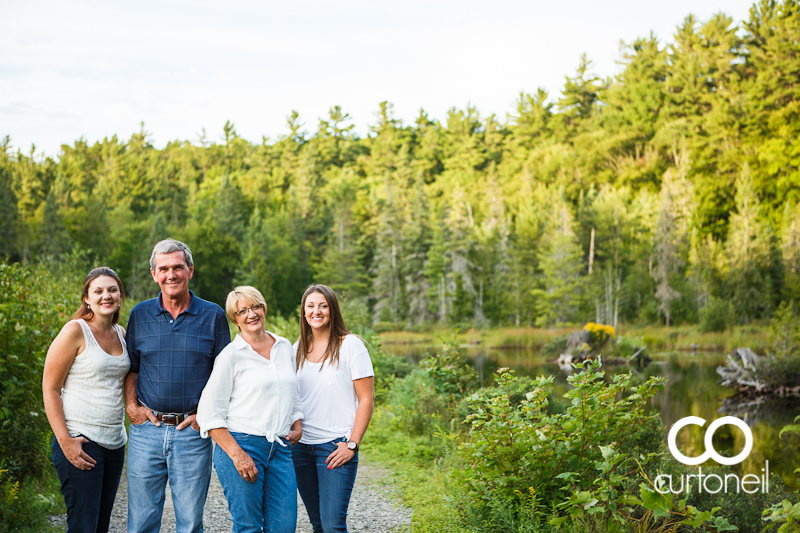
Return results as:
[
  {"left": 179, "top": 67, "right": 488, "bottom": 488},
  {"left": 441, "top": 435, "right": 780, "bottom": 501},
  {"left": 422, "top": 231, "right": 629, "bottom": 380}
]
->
[
  {"left": 127, "top": 309, "right": 140, "bottom": 373},
  {"left": 213, "top": 308, "right": 231, "bottom": 357}
]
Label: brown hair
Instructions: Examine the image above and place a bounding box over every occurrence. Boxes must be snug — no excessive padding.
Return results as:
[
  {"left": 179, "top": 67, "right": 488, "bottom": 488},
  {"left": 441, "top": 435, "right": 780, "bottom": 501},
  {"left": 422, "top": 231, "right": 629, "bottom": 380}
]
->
[
  {"left": 71, "top": 267, "right": 125, "bottom": 324},
  {"left": 296, "top": 284, "right": 350, "bottom": 370}
]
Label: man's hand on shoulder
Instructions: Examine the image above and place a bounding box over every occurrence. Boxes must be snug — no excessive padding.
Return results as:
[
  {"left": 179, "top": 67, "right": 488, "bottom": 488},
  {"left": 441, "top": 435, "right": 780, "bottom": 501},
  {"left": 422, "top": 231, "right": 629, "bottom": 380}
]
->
[
  {"left": 176, "top": 413, "right": 199, "bottom": 431},
  {"left": 127, "top": 403, "right": 159, "bottom": 426}
]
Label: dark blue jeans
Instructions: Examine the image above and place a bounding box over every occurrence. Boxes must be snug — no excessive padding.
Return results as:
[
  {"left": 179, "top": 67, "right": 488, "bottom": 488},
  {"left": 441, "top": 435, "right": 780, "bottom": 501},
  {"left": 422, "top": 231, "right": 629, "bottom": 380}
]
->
[
  {"left": 52, "top": 436, "right": 125, "bottom": 533},
  {"left": 292, "top": 438, "right": 358, "bottom": 533}
]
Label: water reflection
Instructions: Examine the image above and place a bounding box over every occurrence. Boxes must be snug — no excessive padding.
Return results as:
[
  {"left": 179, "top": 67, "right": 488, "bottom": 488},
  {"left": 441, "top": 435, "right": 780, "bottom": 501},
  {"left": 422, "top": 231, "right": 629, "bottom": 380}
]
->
[{"left": 386, "top": 343, "right": 800, "bottom": 489}]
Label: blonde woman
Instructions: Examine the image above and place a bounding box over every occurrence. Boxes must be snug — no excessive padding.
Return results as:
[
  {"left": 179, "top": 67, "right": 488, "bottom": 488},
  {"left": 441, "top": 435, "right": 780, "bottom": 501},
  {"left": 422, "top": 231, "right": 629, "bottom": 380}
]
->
[{"left": 197, "top": 286, "right": 303, "bottom": 533}]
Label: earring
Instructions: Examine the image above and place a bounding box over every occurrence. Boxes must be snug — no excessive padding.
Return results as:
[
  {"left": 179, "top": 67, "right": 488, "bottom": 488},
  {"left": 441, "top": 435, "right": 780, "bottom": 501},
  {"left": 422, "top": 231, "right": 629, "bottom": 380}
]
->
[{"left": 87, "top": 304, "right": 91, "bottom": 310}]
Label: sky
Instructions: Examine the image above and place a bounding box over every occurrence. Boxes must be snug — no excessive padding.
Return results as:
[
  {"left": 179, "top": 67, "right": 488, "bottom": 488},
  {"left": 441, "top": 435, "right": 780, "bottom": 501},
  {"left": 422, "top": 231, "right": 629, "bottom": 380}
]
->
[{"left": 1, "top": 0, "right": 757, "bottom": 158}]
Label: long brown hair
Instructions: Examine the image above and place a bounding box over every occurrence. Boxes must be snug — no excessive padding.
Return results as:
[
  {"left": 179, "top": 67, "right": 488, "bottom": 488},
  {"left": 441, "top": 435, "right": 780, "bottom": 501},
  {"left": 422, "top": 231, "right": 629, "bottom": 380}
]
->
[
  {"left": 71, "top": 267, "right": 125, "bottom": 324},
  {"left": 296, "top": 284, "right": 350, "bottom": 370}
]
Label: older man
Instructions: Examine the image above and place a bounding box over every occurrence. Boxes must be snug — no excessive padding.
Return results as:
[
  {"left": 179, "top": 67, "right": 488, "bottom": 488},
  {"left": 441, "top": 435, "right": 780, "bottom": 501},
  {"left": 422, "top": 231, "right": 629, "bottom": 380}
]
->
[{"left": 124, "top": 239, "right": 231, "bottom": 533}]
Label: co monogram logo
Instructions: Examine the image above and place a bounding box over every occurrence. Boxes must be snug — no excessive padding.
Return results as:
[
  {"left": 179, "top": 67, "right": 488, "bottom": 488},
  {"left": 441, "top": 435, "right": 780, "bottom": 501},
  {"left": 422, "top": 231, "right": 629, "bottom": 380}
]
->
[{"left": 667, "top": 416, "right": 753, "bottom": 466}]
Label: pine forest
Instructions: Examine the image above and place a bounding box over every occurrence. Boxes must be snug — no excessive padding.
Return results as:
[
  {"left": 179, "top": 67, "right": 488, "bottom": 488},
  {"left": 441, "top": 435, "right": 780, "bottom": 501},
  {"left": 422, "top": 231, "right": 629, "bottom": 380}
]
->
[{"left": 3, "top": 3, "right": 800, "bottom": 331}]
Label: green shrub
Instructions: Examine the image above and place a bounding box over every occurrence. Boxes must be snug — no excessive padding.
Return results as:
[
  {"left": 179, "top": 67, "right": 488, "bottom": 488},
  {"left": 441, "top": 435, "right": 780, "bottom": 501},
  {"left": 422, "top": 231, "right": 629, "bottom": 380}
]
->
[
  {"left": 366, "top": 334, "right": 412, "bottom": 405},
  {"left": 456, "top": 361, "right": 743, "bottom": 531},
  {"left": 760, "top": 416, "right": 800, "bottom": 533},
  {"left": 456, "top": 361, "right": 665, "bottom": 525},
  {"left": 0, "top": 262, "right": 83, "bottom": 479},
  {"left": 700, "top": 297, "right": 733, "bottom": 333},
  {"left": 418, "top": 334, "right": 478, "bottom": 401},
  {"left": 386, "top": 369, "right": 453, "bottom": 441},
  {"left": 0, "top": 469, "right": 62, "bottom": 533},
  {"left": 265, "top": 310, "right": 300, "bottom": 342},
  {"left": 542, "top": 335, "right": 568, "bottom": 357}
]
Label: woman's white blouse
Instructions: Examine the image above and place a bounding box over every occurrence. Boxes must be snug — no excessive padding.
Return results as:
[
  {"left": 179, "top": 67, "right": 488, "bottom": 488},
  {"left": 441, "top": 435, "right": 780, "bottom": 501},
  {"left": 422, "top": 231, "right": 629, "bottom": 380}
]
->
[{"left": 197, "top": 332, "right": 303, "bottom": 444}]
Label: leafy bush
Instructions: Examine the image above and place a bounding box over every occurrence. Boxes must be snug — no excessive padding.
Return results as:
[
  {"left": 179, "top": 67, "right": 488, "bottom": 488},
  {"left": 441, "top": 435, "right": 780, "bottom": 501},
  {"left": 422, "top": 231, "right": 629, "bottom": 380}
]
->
[
  {"left": 760, "top": 416, "right": 800, "bottom": 533},
  {"left": 419, "top": 334, "right": 479, "bottom": 401},
  {"left": 0, "top": 262, "right": 84, "bottom": 479},
  {"left": 456, "top": 361, "right": 666, "bottom": 526},
  {"left": 365, "top": 334, "right": 412, "bottom": 405},
  {"left": 700, "top": 297, "right": 733, "bottom": 333},
  {"left": 0, "top": 469, "right": 61, "bottom": 533},
  {"left": 542, "top": 335, "right": 568, "bottom": 357},
  {"left": 383, "top": 369, "right": 453, "bottom": 462},
  {"left": 761, "top": 303, "right": 800, "bottom": 388},
  {"left": 265, "top": 310, "right": 301, "bottom": 342}
]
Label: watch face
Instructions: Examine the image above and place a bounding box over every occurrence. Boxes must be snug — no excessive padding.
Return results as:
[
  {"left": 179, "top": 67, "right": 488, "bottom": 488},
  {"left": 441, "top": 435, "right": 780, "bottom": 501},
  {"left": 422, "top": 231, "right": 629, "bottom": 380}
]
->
[{"left": 347, "top": 441, "right": 357, "bottom": 449}]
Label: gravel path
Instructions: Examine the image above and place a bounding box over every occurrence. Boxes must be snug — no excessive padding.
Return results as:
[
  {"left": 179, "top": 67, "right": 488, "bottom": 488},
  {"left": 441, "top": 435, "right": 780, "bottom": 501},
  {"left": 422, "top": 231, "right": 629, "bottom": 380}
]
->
[{"left": 53, "top": 449, "right": 411, "bottom": 533}]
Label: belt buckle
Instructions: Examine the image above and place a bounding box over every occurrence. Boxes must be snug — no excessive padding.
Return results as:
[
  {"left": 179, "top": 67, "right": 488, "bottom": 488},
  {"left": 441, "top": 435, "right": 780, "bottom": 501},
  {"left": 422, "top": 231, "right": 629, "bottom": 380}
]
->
[{"left": 161, "top": 414, "right": 180, "bottom": 425}]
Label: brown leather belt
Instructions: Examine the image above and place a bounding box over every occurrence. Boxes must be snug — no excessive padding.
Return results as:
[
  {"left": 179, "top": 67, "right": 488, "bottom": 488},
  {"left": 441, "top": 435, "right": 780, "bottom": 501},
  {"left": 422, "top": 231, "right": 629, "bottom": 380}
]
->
[{"left": 154, "top": 409, "right": 196, "bottom": 426}]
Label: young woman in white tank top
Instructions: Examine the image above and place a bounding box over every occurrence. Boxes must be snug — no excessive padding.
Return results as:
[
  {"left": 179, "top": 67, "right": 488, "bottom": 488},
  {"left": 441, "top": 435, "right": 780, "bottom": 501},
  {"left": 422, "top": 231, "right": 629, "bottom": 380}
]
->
[{"left": 43, "top": 267, "right": 130, "bottom": 533}]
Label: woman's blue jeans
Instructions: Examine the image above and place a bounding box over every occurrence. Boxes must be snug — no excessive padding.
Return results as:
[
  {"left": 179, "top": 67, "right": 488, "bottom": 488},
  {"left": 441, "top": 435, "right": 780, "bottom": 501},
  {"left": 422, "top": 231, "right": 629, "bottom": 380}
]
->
[
  {"left": 52, "top": 436, "right": 125, "bottom": 533},
  {"left": 292, "top": 438, "right": 358, "bottom": 533},
  {"left": 213, "top": 433, "right": 297, "bottom": 533}
]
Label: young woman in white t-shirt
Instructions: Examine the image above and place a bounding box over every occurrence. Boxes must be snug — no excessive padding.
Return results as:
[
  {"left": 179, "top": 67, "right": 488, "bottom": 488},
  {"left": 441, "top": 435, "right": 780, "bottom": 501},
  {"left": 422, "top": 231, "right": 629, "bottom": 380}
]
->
[{"left": 292, "top": 284, "right": 374, "bottom": 533}]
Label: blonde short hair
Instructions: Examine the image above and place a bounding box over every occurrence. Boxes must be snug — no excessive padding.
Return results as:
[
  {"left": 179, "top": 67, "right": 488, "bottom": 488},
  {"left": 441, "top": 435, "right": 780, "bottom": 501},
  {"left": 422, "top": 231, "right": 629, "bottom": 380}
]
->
[{"left": 225, "top": 286, "right": 267, "bottom": 323}]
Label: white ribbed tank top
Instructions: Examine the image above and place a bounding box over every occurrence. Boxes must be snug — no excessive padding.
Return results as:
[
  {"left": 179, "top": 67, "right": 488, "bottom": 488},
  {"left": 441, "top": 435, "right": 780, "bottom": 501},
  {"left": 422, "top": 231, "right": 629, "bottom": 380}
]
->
[{"left": 61, "top": 319, "right": 130, "bottom": 449}]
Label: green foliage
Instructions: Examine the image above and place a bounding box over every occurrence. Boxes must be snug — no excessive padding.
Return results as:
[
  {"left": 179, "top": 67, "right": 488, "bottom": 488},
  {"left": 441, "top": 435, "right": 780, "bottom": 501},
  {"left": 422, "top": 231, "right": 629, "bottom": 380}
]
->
[
  {"left": 419, "top": 334, "right": 479, "bottom": 400},
  {"left": 761, "top": 416, "right": 800, "bottom": 533},
  {"left": 0, "top": 469, "right": 61, "bottom": 533},
  {"left": 700, "top": 297, "right": 734, "bottom": 333},
  {"left": 0, "top": 261, "right": 82, "bottom": 479},
  {"left": 609, "top": 335, "right": 648, "bottom": 361},
  {"left": 542, "top": 335, "right": 569, "bottom": 357},
  {"left": 369, "top": 333, "right": 795, "bottom": 532},
  {"left": 758, "top": 303, "right": 800, "bottom": 388},
  {"left": 762, "top": 500, "right": 800, "bottom": 533},
  {"left": 364, "top": 334, "right": 412, "bottom": 405},
  {"left": 265, "top": 310, "right": 300, "bottom": 343},
  {"left": 457, "top": 360, "right": 665, "bottom": 528},
  {"left": 768, "top": 302, "right": 800, "bottom": 358}
]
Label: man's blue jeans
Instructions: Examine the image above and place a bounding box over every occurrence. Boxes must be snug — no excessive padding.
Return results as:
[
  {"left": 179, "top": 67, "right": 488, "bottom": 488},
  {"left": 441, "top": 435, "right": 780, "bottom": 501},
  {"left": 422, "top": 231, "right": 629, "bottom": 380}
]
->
[
  {"left": 52, "top": 436, "right": 125, "bottom": 533},
  {"left": 127, "top": 421, "right": 212, "bottom": 533},
  {"left": 292, "top": 438, "right": 358, "bottom": 533},
  {"left": 213, "top": 433, "right": 296, "bottom": 533}
]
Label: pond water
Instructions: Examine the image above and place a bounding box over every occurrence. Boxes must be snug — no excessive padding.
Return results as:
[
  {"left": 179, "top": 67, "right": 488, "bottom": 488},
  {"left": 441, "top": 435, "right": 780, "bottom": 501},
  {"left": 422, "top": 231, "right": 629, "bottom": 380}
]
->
[{"left": 384, "top": 342, "right": 800, "bottom": 490}]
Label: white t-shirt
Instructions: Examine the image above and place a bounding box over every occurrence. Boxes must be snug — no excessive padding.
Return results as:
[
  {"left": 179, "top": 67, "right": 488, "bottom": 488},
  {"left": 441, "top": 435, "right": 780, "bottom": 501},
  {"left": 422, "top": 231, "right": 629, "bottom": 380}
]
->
[
  {"left": 294, "top": 334, "right": 374, "bottom": 445},
  {"left": 197, "top": 332, "right": 303, "bottom": 444}
]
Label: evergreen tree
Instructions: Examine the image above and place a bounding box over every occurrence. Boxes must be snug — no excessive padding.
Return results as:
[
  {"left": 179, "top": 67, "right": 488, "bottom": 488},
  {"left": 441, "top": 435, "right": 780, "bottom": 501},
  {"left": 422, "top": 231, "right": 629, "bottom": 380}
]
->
[
  {"left": 726, "top": 162, "right": 774, "bottom": 322},
  {"left": 0, "top": 166, "right": 20, "bottom": 260},
  {"left": 533, "top": 204, "right": 586, "bottom": 326}
]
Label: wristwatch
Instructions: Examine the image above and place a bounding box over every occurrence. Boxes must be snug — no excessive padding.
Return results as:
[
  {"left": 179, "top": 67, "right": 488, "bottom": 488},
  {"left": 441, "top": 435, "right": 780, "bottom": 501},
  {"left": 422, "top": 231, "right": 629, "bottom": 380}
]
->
[{"left": 346, "top": 440, "right": 359, "bottom": 453}]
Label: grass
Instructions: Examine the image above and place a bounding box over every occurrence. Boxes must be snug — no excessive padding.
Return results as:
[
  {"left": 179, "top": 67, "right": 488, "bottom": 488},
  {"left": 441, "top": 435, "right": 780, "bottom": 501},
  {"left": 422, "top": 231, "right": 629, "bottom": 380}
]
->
[
  {"left": 379, "top": 324, "right": 771, "bottom": 354},
  {"left": 617, "top": 324, "right": 770, "bottom": 353},
  {"left": 361, "top": 409, "right": 468, "bottom": 532},
  {"left": 379, "top": 327, "right": 571, "bottom": 350}
]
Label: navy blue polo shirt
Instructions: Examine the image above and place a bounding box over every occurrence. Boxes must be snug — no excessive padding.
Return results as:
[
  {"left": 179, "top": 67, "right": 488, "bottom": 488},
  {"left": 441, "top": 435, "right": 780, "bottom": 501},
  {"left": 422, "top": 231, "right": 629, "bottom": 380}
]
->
[{"left": 127, "top": 291, "right": 231, "bottom": 413}]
